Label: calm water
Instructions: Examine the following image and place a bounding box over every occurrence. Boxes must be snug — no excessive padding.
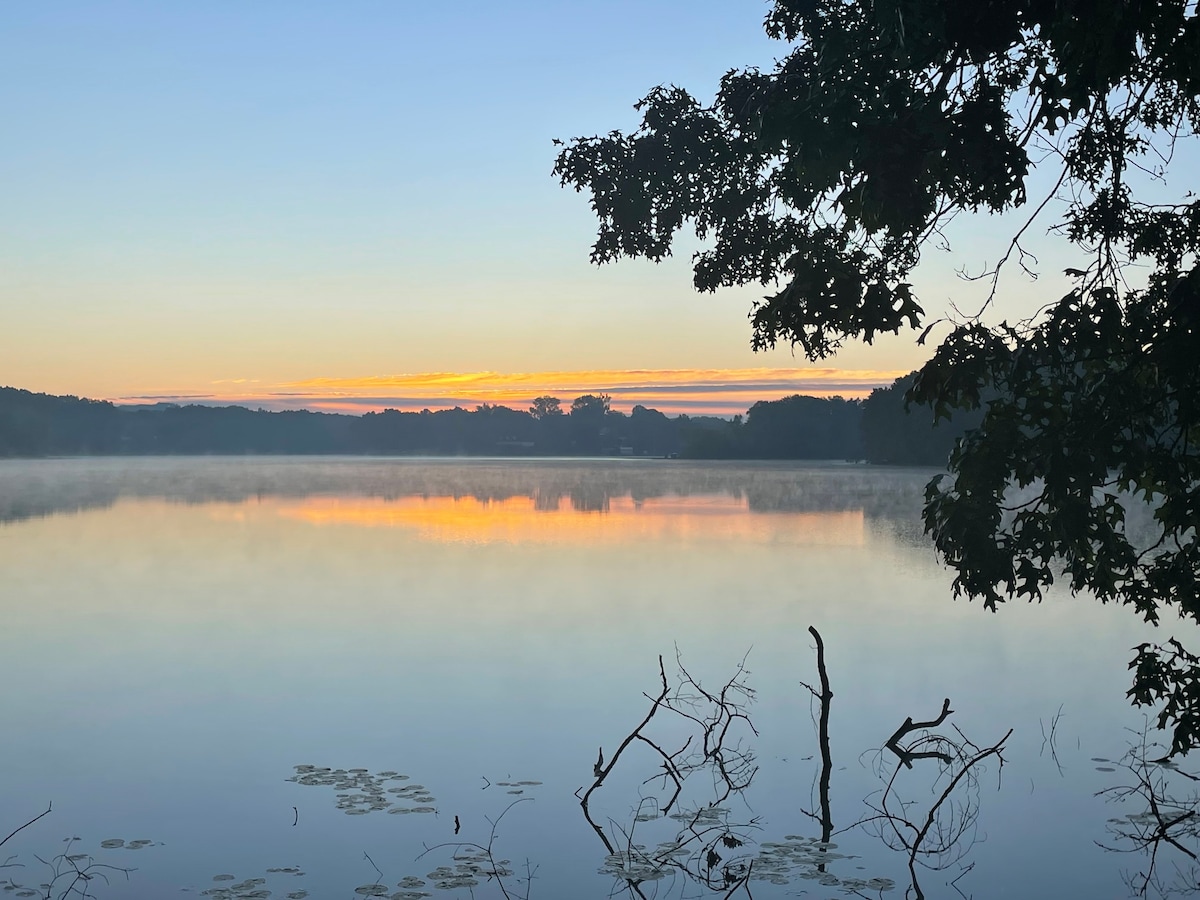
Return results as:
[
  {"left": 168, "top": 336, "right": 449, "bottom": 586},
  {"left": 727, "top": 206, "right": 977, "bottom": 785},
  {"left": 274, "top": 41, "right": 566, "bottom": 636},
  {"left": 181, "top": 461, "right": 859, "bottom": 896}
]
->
[{"left": 0, "top": 457, "right": 1191, "bottom": 898}]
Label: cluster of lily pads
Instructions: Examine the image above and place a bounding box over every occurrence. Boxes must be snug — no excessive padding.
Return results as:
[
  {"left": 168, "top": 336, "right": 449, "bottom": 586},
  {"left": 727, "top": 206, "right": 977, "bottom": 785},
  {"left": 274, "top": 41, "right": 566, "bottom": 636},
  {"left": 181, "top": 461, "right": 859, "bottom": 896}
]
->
[
  {"left": 349, "top": 877, "right": 429, "bottom": 899},
  {"left": 599, "top": 846, "right": 671, "bottom": 883},
  {"left": 424, "top": 844, "right": 513, "bottom": 892},
  {"left": 490, "top": 779, "right": 541, "bottom": 795},
  {"left": 751, "top": 835, "right": 895, "bottom": 892},
  {"left": 200, "top": 872, "right": 308, "bottom": 900},
  {"left": 599, "top": 832, "right": 896, "bottom": 893},
  {"left": 98, "top": 837, "right": 157, "bottom": 850},
  {"left": 595, "top": 803, "right": 899, "bottom": 896},
  {"left": 286, "top": 766, "right": 436, "bottom": 816}
]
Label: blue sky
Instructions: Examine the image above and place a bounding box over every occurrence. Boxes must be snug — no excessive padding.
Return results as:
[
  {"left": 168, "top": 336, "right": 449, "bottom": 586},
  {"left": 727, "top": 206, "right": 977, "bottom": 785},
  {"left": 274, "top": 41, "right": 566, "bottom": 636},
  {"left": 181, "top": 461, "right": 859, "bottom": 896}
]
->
[{"left": 0, "top": 1, "right": 1087, "bottom": 414}]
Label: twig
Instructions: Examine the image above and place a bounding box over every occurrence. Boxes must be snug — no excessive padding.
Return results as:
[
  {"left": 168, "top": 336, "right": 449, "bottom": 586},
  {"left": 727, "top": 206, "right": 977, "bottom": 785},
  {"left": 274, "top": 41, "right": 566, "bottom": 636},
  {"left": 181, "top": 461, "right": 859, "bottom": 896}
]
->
[
  {"left": 0, "top": 805, "right": 51, "bottom": 852},
  {"left": 722, "top": 858, "right": 754, "bottom": 898},
  {"left": 417, "top": 798, "right": 530, "bottom": 900},
  {"left": 580, "top": 656, "right": 672, "bottom": 854},
  {"left": 364, "top": 851, "right": 383, "bottom": 881},
  {"left": 1039, "top": 706, "right": 1065, "bottom": 776},
  {"left": 905, "top": 729, "right": 1012, "bottom": 900}
]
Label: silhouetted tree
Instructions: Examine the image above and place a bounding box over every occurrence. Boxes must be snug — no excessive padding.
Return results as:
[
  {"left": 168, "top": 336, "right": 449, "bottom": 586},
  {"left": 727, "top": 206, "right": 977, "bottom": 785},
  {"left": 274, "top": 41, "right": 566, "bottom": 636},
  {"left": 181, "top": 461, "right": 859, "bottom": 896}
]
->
[
  {"left": 528, "top": 396, "right": 563, "bottom": 420},
  {"left": 861, "top": 374, "right": 983, "bottom": 466},
  {"left": 570, "top": 394, "right": 611, "bottom": 418},
  {"left": 628, "top": 404, "right": 679, "bottom": 456},
  {"left": 743, "top": 395, "right": 862, "bottom": 460},
  {"left": 555, "top": 0, "right": 1200, "bottom": 755},
  {"left": 568, "top": 394, "right": 612, "bottom": 454}
]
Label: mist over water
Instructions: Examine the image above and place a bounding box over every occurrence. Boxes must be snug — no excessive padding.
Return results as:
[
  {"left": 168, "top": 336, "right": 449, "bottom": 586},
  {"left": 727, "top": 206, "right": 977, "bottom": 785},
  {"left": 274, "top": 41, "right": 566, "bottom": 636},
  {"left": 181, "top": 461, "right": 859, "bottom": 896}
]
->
[{"left": 0, "top": 458, "right": 1178, "bottom": 898}]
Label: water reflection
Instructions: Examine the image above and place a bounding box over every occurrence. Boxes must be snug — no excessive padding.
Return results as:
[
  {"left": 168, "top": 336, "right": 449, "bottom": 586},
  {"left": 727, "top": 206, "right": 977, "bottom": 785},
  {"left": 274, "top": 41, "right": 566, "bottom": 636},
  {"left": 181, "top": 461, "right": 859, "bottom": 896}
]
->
[
  {"left": 265, "top": 496, "right": 865, "bottom": 547},
  {"left": 0, "top": 457, "right": 1182, "bottom": 898},
  {"left": 0, "top": 635, "right": 1018, "bottom": 900},
  {"left": 0, "top": 457, "right": 930, "bottom": 536},
  {"left": 2, "top": 714, "right": 1195, "bottom": 900}
]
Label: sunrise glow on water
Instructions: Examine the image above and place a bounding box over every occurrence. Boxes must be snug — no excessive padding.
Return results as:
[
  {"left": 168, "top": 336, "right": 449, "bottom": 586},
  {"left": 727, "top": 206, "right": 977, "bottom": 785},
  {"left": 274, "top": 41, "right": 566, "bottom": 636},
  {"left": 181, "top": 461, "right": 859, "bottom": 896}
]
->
[{"left": 257, "top": 494, "right": 866, "bottom": 545}]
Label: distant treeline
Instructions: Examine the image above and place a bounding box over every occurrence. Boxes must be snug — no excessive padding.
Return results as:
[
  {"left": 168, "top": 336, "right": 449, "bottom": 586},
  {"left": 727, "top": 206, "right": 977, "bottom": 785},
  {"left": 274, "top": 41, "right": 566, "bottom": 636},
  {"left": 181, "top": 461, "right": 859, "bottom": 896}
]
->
[{"left": 0, "top": 376, "right": 980, "bottom": 464}]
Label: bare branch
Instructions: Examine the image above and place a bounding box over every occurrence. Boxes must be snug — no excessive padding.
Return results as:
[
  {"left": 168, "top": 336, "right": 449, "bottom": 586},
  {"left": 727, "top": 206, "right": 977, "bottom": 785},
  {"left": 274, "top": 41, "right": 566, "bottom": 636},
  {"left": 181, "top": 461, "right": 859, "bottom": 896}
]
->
[{"left": 0, "top": 805, "right": 51, "bottom": 852}]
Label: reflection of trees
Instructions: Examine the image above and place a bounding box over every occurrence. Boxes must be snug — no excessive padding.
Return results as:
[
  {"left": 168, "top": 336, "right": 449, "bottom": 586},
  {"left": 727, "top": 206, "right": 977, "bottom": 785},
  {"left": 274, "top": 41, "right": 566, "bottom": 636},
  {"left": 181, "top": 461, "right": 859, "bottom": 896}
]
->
[
  {"left": 531, "top": 487, "right": 563, "bottom": 512},
  {"left": 567, "top": 483, "right": 610, "bottom": 513},
  {"left": 0, "top": 458, "right": 934, "bottom": 527}
]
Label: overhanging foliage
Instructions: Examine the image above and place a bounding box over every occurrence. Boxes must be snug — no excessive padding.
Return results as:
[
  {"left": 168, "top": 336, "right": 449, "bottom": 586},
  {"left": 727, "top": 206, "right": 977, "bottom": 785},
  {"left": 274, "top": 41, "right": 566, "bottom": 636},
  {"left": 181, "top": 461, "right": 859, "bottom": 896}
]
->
[{"left": 555, "top": 0, "right": 1200, "bottom": 752}]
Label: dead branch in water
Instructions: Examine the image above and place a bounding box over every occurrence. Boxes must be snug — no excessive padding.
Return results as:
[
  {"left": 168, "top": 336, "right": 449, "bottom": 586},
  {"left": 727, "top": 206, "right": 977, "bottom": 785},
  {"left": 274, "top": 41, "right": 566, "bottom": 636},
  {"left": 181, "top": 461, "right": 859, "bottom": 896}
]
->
[
  {"left": 885, "top": 699, "right": 955, "bottom": 768},
  {"left": 579, "top": 650, "right": 760, "bottom": 897},
  {"left": 0, "top": 804, "right": 51, "bottom": 856},
  {"left": 868, "top": 704, "right": 1011, "bottom": 900}
]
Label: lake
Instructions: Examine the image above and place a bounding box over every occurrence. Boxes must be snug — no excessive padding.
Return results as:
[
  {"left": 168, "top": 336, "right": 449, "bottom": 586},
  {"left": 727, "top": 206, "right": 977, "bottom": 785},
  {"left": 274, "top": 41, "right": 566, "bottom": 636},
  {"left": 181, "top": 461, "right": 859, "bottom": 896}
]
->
[{"left": 0, "top": 457, "right": 1191, "bottom": 899}]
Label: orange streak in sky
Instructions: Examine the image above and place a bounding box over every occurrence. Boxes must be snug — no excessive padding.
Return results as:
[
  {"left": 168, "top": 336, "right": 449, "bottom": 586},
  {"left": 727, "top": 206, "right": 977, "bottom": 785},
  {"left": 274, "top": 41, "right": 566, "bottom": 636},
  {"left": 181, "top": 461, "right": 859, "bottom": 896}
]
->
[
  {"left": 115, "top": 367, "right": 909, "bottom": 416},
  {"left": 282, "top": 367, "right": 904, "bottom": 394}
]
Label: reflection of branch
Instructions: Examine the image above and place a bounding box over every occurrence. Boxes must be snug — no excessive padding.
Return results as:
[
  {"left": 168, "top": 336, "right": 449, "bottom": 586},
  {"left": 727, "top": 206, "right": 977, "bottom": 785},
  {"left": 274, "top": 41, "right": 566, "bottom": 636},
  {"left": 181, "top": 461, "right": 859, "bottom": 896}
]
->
[
  {"left": 417, "top": 798, "right": 531, "bottom": 900},
  {"left": 579, "top": 655, "right": 672, "bottom": 856},
  {"left": 870, "top": 717, "right": 1011, "bottom": 900},
  {"left": 633, "top": 733, "right": 686, "bottom": 813},
  {"left": 806, "top": 627, "right": 834, "bottom": 845},
  {"left": 1097, "top": 727, "right": 1200, "bottom": 897},
  {"left": 580, "top": 638, "right": 1011, "bottom": 900},
  {"left": 720, "top": 858, "right": 753, "bottom": 898},
  {"left": 907, "top": 729, "right": 1011, "bottom": 896},
  {"left": 25, "top": 837, "right": 135, "bottom": 899},
  {"left": 363, "top": 851, "right": 383, "bottom": 882},
  {"left": 580, "top": 652, "right": 760, "bottom": 896},
  {"left": 798, "top": 626, "right": 835, "bottom": 873},
  {"left": 1039, "top": 706, "right": 1065, "bottom": 777}
]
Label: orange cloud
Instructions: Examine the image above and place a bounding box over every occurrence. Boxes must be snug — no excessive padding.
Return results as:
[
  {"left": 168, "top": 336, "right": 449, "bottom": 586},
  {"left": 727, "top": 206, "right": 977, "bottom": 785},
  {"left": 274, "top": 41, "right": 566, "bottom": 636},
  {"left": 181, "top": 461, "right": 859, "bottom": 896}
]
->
[
  {"left": 115, "top": 367, "right": 907, "bottom": 417},
  {"left": 282, "top": 367, "right": 899, "bottom": 394}
]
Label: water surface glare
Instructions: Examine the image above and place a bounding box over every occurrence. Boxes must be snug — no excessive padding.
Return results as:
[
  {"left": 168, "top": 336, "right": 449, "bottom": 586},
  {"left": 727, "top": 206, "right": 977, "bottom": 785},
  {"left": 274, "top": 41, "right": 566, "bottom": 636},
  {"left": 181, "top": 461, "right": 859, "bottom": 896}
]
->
[{"left": 0, "top": 458, "right": 1184, "bottom": 898}]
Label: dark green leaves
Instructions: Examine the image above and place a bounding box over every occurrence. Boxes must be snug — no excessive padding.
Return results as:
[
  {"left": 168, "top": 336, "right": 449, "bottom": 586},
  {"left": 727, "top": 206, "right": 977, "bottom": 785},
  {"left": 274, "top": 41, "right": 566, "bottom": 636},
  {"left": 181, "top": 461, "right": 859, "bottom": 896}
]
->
[{"left": 1130, "top": 640, "right": 1200, "bottom": 758}]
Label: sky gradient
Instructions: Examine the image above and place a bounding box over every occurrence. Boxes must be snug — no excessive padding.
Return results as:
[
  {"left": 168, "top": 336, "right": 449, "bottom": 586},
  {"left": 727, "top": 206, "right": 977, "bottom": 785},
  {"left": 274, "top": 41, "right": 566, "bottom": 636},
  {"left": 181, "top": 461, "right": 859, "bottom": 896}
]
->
[{"left": 1, "top": 1, "right": 1087, "bottom": 416}]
